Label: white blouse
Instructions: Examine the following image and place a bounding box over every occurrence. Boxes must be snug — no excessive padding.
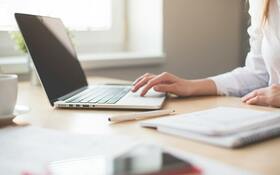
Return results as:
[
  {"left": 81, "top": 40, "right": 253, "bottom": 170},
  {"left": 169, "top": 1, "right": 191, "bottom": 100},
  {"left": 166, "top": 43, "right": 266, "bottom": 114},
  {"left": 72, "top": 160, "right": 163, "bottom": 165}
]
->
[{"left": 210, "top": 0, "right": 280, "bottom": 97}]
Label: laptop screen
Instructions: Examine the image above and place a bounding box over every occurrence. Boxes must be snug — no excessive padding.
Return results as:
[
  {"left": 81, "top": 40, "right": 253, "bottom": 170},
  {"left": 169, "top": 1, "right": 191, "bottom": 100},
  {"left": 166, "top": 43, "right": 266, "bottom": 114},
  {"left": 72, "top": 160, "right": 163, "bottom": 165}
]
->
[{"left": 15, "top": 13, "right": 88, "bottom": 106}]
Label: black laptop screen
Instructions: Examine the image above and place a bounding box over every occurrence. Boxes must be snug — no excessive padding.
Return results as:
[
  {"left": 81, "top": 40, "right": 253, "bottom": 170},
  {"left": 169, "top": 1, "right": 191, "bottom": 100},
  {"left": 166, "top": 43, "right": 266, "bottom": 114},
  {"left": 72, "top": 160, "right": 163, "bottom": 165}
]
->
[{"left": 15, "top": 13, "right": 88, "bottom": 106}]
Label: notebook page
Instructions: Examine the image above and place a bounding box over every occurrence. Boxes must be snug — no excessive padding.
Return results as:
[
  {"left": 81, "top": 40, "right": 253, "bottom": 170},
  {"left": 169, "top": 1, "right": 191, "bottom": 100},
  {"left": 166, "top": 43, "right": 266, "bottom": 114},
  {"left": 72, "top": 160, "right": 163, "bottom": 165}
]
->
[{"left": 141, "top": 107, "right": 280, "bottom": 136}]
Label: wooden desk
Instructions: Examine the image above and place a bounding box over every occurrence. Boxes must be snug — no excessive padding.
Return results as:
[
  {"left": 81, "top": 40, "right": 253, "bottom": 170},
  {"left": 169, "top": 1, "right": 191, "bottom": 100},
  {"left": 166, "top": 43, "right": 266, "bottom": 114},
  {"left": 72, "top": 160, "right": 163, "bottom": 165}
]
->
[{"left": 14, "top": 77, "right": 280, "bottom": 175}]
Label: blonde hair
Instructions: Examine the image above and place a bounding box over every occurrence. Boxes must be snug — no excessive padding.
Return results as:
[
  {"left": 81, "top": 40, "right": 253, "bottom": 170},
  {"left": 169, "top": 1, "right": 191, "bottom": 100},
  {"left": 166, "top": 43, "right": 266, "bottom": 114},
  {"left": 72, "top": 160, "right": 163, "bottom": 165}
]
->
[{"left": 262, "top": 0, "right": 270, "bottom": 24}]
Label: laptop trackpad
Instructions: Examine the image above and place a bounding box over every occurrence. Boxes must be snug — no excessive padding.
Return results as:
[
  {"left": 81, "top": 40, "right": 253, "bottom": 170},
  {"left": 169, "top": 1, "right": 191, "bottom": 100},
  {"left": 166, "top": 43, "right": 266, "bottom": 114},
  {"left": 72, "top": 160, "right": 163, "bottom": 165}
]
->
[{"left": 116, "top": 88, "right": 166, "bottom": 106}]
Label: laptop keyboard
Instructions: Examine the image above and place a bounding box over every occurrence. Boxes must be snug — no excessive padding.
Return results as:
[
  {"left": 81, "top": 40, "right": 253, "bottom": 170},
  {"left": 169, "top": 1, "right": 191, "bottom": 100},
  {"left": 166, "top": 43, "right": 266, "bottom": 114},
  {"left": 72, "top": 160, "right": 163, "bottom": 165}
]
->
[{"left": 66, "top": 86, "right": 131, "bottom": 104}]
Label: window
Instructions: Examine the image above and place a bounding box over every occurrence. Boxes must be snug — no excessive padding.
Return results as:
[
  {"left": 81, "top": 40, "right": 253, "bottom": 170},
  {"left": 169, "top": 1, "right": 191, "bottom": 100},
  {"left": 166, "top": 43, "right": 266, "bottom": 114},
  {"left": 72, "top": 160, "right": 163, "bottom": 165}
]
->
[
  {"left": 0, "top": 0, "right": 125, "bottom": 57},
  {"left": 0, "top": 0, "right": 111, "bottom": 31}
]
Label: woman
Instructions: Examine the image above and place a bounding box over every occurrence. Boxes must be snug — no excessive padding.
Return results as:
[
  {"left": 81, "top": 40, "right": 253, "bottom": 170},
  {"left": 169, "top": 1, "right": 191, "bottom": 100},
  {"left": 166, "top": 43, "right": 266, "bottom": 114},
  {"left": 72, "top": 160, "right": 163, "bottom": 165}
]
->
[{"left": 132, "top": 0, "right": 280, "bottom": 107}]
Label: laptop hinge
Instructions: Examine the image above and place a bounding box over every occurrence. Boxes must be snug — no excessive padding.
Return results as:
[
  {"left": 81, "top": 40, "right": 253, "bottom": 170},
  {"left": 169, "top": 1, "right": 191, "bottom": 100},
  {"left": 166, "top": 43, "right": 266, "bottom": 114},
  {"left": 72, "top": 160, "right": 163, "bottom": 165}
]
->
[{"left": 55, "top": 86, "right": 88, "bottom": 102}]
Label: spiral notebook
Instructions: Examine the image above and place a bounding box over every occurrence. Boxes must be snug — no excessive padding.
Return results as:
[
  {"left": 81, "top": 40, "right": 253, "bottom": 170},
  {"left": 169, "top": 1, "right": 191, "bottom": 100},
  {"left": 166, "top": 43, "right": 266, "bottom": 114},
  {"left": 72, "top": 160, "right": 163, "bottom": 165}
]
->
[{"left": 140, "top": 107, "right": 280, "bottom": 148}]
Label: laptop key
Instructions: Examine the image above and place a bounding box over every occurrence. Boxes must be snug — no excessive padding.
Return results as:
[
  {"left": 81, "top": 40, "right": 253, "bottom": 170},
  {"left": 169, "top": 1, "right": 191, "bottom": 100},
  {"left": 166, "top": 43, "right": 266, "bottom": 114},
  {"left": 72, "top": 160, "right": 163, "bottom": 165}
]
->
[
  {"left": 80, "top": 89, "right": 106, "bottom": 103},
  {"left": 97, "top": 98, "right": 110, "bottom": 104},
  {"left": 88, "top": 91, "right": 113, "bottom": 103},
  {"left": 106, "top": 96, "right": 122, "bottom": 104},
  {"left": 67, "top": 94, "right": 89, "bottom": 103},
  {"left": 105, "top": 88, "right": 130, "bottom": 104},
  {"left": 97, "top": 94, "right": 116, "bottom": 104},
  {"left": 66, "top": 88, "right": 100, "bottom": 103}
]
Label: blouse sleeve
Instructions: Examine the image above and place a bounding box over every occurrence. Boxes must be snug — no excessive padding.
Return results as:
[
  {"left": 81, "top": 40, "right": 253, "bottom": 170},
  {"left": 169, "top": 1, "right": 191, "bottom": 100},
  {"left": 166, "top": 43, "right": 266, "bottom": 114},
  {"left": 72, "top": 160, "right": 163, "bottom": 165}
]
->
[{"left": 209, "top": 0, "right": 269, "bottom": 97}]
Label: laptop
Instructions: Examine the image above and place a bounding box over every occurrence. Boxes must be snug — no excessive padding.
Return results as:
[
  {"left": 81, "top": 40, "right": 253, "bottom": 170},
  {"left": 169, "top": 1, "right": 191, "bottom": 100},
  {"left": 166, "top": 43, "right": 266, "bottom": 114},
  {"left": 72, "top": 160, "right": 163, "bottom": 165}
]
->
[{"left": 15, "top": 13, "right": 166, "bottom": 110}]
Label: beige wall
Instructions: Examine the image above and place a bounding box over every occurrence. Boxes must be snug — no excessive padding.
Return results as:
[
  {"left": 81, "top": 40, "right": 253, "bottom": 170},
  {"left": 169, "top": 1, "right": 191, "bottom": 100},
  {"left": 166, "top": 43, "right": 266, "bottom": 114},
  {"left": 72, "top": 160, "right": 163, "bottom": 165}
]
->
[{"left": 87, "top": 0, "right": 245, "bottom": 81}]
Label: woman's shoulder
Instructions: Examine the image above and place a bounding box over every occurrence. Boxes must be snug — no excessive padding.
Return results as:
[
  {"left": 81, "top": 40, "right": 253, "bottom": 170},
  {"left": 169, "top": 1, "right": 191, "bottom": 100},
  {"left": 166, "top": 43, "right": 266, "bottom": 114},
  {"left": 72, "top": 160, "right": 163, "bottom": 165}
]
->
[
  {"left": 248, "top": 0, "right": 263, "bottom": 26},
  {"left": 248, "top": 0, "right": 263, "bottom": 10}
]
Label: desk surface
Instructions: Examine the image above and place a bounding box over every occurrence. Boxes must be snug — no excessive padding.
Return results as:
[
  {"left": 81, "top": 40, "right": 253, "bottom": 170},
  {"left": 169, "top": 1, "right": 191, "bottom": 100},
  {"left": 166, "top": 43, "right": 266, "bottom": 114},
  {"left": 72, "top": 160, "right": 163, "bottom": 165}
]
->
[{"left": 14, "top": 77, "right": 280, "bottom": 175}]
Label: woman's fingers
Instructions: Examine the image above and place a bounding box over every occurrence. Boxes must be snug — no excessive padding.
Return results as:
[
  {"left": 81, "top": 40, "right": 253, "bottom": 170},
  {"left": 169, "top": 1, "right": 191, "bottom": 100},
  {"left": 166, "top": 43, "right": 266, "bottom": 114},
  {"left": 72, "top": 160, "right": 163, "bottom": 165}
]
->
[
  {"left": 242, "top": 89, "right": 266, "bottom": 102},
  {"left": 241, "top": 91, "right": 257, "bottom": 102},
  {"left": 132, "top": 73, "right": 153, "bottom": 86},
  {"left": 140, "top": 73, "right": 175, "bottom": 96},
  {"left": 131, "top": 74, "right": 154, "bottom": 92},
  {"left": 245, "top": 95, "right": 269, "bottom": 106},
  {"left": 132, "top": 72, "right": 180, "bottom": 96}
]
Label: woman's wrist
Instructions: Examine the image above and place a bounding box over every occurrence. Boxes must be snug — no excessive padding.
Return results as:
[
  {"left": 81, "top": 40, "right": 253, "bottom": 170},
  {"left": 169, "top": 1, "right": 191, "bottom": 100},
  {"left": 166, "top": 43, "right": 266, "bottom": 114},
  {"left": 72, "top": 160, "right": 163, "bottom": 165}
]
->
[{"left": 187, "top": 79, "right": 218, "bottom": 96}]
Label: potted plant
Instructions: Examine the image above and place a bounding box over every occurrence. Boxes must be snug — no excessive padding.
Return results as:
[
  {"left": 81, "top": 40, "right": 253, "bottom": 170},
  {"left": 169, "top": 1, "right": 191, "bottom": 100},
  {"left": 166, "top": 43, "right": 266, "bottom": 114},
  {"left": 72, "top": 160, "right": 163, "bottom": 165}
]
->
[
  {"left": 10, "top": 31, "right": 40, "bottom": 86},
  {"left": 10, "top": 32, "right": 28, "bottom": 53}
]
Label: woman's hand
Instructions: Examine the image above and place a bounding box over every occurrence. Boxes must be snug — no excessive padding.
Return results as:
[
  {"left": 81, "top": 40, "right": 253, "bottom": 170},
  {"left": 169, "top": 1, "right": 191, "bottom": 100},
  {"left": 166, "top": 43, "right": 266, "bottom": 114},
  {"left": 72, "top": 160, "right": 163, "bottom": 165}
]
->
[
  {"left": 131, "top": 72, "right": 217, "bottom": 97},
  {"left": 242, "top": 84, "right": 280, "bottom": 107},
  {"left": 131, "top": 72, "right": 192, "bottom": 96}
]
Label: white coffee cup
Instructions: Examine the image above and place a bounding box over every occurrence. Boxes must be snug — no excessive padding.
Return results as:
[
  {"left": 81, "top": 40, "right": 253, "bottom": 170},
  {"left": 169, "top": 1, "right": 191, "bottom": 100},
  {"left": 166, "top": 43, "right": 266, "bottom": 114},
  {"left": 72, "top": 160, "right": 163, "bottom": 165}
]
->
[{"left": 0, "top": 74, "right": 18, "bottom": 118}]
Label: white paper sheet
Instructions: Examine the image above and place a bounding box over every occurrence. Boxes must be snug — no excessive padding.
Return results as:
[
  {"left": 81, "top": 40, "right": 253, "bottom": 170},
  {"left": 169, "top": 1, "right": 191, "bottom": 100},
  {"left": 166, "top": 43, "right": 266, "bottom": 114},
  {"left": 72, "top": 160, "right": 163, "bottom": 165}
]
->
[{"left": 0, "top": 126, "right": 137, "bottom": 175}]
